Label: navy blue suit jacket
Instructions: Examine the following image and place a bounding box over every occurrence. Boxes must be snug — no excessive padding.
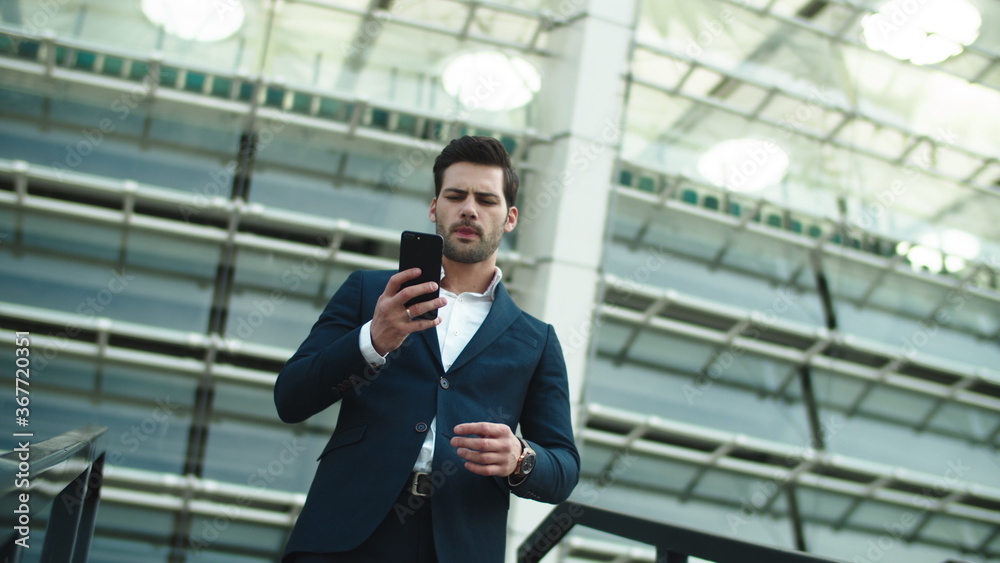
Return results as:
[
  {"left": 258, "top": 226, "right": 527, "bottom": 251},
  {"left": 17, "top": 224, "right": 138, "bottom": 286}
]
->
[{"left": 274, "top": 269, "right": 580, "bottom": 562}]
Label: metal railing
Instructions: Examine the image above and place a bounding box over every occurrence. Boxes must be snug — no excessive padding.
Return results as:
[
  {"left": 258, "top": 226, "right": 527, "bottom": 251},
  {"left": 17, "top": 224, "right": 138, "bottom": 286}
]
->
[
  {"left": 0, "top": 425, "right": 108, "bottom": 563},
  {"left": 518, "top": 501, "right": 845, "bottom": 563}
]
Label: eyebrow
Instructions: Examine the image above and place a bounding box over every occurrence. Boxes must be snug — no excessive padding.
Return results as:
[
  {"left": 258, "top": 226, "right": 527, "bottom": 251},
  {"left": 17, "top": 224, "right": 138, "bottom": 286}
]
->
[{"left": 442, "top": 188, "right": 501, "bottom": 200}]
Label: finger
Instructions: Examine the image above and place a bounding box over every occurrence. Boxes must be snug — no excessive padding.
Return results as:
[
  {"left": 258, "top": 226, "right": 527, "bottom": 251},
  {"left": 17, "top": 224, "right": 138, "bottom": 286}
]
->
[
  {"left": 450, "top": 436, "right": 493, "bottom": 452},
  {"left": 462, "top": 461, "right": 505, "bottom": 476},
  {"left": 403, "top": 316, "right": 442, "bottom": 334},
  {"left": 395, "top": 281, "right": 440, "bottom": 306},
  {"left": 408, "top": 296, "right": 447, "bottom": 319},
  {"left": 454, "top": 422, "right": 507, "bottom": 438},
  {"left": 457, "top": 448, "right": 508, "bottom": 465},
  {"left": 385, "top": 268, "right": 423, "bottom": 297}
]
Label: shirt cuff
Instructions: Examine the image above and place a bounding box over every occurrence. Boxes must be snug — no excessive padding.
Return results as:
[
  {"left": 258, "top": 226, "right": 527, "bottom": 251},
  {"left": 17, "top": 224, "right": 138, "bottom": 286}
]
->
[{"left": 359, "top": 321, "right": 387, "bottom": 368}]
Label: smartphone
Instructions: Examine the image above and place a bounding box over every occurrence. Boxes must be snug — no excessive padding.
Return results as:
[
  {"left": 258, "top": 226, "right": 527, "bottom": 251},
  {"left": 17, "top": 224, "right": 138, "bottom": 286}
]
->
[{"left": 399, "top": 231, "right": 443, "bottom": 320}]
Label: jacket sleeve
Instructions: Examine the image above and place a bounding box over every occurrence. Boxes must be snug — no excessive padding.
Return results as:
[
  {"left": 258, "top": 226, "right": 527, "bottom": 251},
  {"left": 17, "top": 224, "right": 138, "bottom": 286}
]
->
[
  {"left": 274, "top": 270, "right": 373, "bottom": 424},
  {"left": 505, "top": 324, "right": 580, "bottom": 503}
]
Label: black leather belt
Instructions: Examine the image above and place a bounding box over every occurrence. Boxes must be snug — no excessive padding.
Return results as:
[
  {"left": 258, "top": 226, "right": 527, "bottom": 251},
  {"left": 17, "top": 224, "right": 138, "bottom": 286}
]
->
[{"left": 409, "top": 471, "right": 432, "bottom": 497}]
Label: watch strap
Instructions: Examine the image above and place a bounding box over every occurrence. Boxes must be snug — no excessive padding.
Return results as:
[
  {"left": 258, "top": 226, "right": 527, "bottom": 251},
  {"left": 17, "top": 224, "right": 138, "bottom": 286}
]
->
[{"left": 514, "top": 437, "right": 534, "bottom": 476}]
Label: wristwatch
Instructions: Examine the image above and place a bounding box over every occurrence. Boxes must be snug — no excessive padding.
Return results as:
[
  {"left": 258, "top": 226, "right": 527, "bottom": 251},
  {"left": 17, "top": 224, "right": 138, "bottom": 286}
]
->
[{"left": 513, "top": 437, "right": 536, "bottom": 477}]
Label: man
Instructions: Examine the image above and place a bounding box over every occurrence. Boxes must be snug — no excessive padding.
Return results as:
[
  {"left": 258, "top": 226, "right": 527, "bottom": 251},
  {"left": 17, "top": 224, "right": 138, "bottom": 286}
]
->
[{"left": 274, "top": 136, "right": 580, "bottom": 562}]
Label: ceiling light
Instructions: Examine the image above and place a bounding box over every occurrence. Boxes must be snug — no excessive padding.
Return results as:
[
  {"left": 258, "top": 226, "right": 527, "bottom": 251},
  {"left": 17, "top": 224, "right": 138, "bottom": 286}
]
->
[
  {"left": 697, "top": 138, "right": 790, "bottom": 192},
  {"left": 141, "top": 0, "right": 246, "bottom": 42},
  {"left": 441, "top": 51, "right": 542, "bottom": 112},
  {"left": 861, "top": 0, "right": 981, "bottom": 65},
  {"left": 896, "top": 229, "right": 981, "bottom": 273}
]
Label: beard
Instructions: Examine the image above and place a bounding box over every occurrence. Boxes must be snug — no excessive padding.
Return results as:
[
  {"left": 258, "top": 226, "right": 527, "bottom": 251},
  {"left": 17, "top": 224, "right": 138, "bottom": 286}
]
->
[{"left": 437, "top": 219, "right": 504, "bottom": 264}]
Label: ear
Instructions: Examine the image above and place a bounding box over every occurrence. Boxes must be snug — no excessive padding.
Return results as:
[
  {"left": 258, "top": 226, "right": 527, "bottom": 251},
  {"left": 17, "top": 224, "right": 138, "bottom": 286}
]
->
[
  {"left": 429, "top": 198, "right": 437, "bottom": 223},
  {"left": 503, "top": 206, "right": 518, "bottom": 233}
]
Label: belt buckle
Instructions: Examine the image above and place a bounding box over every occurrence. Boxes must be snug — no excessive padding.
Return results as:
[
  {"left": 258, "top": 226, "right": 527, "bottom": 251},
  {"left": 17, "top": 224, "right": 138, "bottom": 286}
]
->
[{"left": 410, "top": 472, "right": 432, "bottom": 497}]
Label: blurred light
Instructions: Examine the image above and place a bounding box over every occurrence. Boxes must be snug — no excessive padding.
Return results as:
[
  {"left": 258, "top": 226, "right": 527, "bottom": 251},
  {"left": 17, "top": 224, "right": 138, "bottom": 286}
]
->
[
  {"left": 897, "top": 242, "right": 944, "bottom": 272},
  {"left": 142, "top": 0, "right": 245, "bottom": 42},
  {"left": 861, "top": 0, "right": 981, "bottom": 65},
  {"left": 442, "top": 51, "right": 541, "bottom": 112},
  {"left": 896, "top": 229, "right": 981, "bottom": 273},
  {"left": 697, "top": 138, "right": 790, "bottom": 192}
]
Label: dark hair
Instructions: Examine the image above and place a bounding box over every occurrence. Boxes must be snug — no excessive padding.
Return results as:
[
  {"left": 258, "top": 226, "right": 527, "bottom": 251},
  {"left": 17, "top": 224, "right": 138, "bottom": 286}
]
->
[{"left": 433, "top": 136, "right": 519, "bottom": 208}]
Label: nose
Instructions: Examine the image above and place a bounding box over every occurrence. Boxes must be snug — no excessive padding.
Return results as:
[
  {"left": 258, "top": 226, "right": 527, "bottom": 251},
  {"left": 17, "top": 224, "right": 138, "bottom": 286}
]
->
[{"left": 459, "top": 199, "right": 478, "bottom": 220}]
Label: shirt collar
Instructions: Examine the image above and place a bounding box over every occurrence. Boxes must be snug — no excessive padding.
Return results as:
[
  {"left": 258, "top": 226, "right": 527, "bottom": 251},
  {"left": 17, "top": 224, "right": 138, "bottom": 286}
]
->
[{"left": 440, "top": 266, "right": 503, "bottom": 300}]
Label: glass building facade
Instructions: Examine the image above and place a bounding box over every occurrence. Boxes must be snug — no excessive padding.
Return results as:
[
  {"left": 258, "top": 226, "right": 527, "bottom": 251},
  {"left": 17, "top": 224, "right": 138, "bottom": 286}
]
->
[{"left": 0, "top": 0, "right": 998, "bottom": 561}]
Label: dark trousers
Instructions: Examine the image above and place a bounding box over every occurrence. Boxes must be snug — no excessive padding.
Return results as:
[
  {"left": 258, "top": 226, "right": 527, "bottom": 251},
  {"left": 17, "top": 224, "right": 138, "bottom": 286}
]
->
[{"left": 293, "top": 480, "right": 437, "bottom": 563}]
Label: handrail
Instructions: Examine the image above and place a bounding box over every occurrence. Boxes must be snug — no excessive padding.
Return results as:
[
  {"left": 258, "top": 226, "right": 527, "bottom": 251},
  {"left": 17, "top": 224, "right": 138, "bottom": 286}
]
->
[
  {"left": 0, "top": 424, "right": 108, "bottom": 562},
  {"left": 518, "top": 500, "right": 845, "bottom": 563}
]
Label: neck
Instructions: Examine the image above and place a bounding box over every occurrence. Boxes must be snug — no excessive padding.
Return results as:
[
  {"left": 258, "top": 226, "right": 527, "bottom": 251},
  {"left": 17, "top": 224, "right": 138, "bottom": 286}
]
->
[{"left": 441, "top": 256, "right": 497, "bottom": 295}]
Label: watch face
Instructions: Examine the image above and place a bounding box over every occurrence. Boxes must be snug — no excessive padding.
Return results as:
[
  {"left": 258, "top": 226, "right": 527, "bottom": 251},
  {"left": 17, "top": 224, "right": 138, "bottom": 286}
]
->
[{"left": 520, "top": 452, "right": 536, "bottom": 475}]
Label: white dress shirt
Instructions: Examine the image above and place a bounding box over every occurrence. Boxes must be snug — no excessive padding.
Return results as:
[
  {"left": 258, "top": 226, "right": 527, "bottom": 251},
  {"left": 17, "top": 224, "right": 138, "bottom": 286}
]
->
[{"left": 359, "top": 267, "right": 503, "bottom": 472}]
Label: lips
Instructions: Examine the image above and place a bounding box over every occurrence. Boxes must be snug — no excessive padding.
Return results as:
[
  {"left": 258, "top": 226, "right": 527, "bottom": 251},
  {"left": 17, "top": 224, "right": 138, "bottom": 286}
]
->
[{"left": 453, "top": 226, "right": 480, "bottom": 238}]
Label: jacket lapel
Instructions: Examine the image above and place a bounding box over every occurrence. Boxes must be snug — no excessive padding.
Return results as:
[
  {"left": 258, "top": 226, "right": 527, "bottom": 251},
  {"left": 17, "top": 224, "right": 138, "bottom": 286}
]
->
[
  {"left": 417, "top": 322, "right": 442, "bottom": 368},
  {"left": 447, "top": 282, "right": 520, "bottom": 374}
]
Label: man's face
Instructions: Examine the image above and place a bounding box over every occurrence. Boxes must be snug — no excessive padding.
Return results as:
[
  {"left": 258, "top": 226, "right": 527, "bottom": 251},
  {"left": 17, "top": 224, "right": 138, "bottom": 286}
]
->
[{"left": 430, "top": 162, "right": 517, "bottom": 264}]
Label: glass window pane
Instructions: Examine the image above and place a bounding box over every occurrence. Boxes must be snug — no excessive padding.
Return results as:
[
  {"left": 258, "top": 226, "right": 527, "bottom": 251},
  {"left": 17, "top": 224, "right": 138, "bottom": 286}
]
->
[{"left": 201, "top": 380, "right": 336, "bottom": 489}]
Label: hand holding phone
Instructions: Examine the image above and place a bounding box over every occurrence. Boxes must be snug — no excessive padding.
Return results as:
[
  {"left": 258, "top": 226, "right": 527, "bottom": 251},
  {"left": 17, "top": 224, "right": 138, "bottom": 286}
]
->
[{"left": 399, "top": 231, "right": 443, "bottom": 320}]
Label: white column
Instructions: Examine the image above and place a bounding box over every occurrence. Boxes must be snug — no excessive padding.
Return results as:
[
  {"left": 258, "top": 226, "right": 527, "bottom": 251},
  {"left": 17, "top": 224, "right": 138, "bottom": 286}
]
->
[{"left": 507, "top": 0, "right": 637, "bottom": 561}]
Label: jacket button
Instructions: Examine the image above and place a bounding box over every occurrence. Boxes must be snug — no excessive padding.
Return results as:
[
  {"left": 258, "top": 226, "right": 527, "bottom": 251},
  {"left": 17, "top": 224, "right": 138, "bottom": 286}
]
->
[
  {"left": 440, "top": 377, "right": 450, "bottom": 389},
  {"left": 415, "top": 422, "right": 428, "bottom": 433}
]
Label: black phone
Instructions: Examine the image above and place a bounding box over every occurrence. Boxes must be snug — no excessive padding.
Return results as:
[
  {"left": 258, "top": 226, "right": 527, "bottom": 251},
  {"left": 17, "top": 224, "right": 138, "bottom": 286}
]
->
[{"left": 399, "top": 231, "right": 443, "bottom": 320}]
